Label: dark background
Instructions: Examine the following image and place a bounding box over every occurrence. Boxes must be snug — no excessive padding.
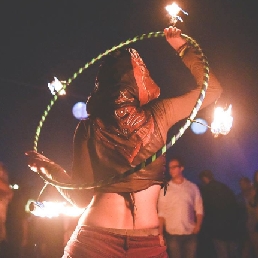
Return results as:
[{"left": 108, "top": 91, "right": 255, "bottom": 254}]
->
[{"left": 1, "top": 0, "right": 258, "bottom": 195}]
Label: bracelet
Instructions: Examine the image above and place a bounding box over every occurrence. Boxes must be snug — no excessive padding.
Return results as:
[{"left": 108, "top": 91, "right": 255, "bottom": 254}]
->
[{"left": 177, "top": 42, "right": 188, "bottom": 57}]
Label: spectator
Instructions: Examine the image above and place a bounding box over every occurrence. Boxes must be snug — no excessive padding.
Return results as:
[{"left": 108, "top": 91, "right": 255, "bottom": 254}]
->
[
  {"left": 199, "top": 170, "right": 239, "bottom": 258},
  {"left": 158, "top": 156, "right": 203, "bottom": 258},
  {"left": 246, "top": 171, "right": 258, "bottom": 257},
  {"left": 237, "top": 177, "right": 256, "bottom": 258},
  {"left": 5, "top": 182, "right": 30, "bottom": 258},
  {"left": 0, "top": 162, "right": 13, "bottom": 255}
]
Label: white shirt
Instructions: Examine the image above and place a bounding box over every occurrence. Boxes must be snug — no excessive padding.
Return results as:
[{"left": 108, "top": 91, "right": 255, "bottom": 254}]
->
[{"left": 158, "top": 178, "right": 203, "bottom": 235}]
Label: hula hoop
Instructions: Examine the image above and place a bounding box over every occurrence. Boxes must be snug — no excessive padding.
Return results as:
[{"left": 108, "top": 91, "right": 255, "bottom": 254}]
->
[
  {"left": 33, "top": 31, "right": 209, "bottom": 189},
  {"left": 33, "top": 31, "right": 165, "bottom": 152}
]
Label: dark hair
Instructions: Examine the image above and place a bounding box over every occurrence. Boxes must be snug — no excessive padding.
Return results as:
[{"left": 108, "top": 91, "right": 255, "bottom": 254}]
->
[
  {"left": 253, "top": 170, "right": 258, "bottom": 181},
  {"left": 253, "top": 170, "right": 258, "bottom": 189},
  {"left": 199, "top": 169, "right": 214, "bottom": 180},
  {"left": 86, "top": 48, "right": 139, "bottom": 126},
  {"left": 164, "top": 156, "right": 185, "bottom": 181},
  {"left": 168, "top": 156, "right": 185, "bottom": 167},
  {"left": 239, "top": 176, "right": 251, "bottom": 184}
]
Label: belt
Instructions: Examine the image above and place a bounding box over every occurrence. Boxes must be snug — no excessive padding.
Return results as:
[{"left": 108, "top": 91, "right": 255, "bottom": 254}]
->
[{"left": 80, "top": 225, "right": 159, "bottom": 236}]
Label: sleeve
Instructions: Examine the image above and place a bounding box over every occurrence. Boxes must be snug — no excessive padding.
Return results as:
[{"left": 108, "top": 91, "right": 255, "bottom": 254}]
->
[
  {"left": 157, "top": 192, "right": 165, "bottom": 217},
  {"left": 71, "top": 120, "right": 94, "bottom": 184},
  {"left": 151, "top": 46, "right": 223, "bottom": 141},
  {"left": 26, "top": 120, "right": 94, "bottom": 208},
  {"left": 55, "top": 119, "right": 94, "bottom": 208},
  {"left": 194, "top": 185, "right": 204, "bottom": 215}
]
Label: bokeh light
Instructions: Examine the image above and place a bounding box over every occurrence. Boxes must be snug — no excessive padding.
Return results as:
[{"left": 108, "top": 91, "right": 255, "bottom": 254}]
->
[
  {"left": 190, "top": 118, "right": 208, "bottom": 135},
  {"left": 72, "top": 102, "right": 88, "bottom": 120}
]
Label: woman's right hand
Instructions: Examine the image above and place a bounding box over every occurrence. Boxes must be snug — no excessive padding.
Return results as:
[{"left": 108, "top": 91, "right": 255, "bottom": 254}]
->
[
  {"left": 164, "top": 26, "right": 187, "bottom": 52},
  {"left": 25, "top": 151, "right": 65, "bottom": 180}
]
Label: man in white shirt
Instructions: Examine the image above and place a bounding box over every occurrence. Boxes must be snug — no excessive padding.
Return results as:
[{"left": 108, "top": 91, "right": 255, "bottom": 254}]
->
[{"left": 158, "top": 156, "right": 203, "bottom": 258}]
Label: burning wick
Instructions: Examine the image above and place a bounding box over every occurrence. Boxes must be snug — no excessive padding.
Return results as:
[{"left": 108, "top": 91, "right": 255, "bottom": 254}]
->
[
  {"left": 211, "top": 104, "right": 233, "bottom": 137},
  {"left": 165, "top": 3, "right": 188, "bottom": 26},
  {"left": 48, "top": 76, "right": 66, "bottom": 96},
  {"left": 29, "top": 201, "right": 84, "bottom": 218},
  {"left": 188, "top": 105, "right": 233, "bottom": 137}
]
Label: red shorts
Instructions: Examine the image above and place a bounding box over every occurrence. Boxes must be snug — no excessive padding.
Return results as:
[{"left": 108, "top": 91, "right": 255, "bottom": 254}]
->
[{"left": 62, "top": 225, "right": 168, "bottom": 258}]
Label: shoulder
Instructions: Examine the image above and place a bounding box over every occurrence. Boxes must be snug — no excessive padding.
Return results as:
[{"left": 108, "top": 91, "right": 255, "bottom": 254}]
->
[
  {"left": 184, "top": 179, "right": 201, "bottom": 193},
  {"left": 159, "top": 180, "right": 174, "bottom": 195},
  {"left": 184, "top": 179, "right": 198, "bottom": 188},
  {"left": 214, "top": 180, "right": 232, "bottom": 191}
]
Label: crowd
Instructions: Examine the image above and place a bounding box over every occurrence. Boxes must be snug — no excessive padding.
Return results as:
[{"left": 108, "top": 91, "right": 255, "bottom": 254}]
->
[
  {"left": 158, "top": 156, "right": 258, "bottom": 258},
  {"left": 1, "top": 158, "right": 258, "bottom": 258}
]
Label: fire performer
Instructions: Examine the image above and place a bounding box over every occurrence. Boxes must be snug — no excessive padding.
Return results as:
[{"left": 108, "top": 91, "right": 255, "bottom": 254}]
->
[{"left": 26, "top": 26, "right": 222, "bottom": 257}]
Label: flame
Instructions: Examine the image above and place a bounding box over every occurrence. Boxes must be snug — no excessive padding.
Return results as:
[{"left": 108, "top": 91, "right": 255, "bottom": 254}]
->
[
  {"left": 29, "top": 201, "right": 84, "bottom": 218},
  {"left": 48, "top": 77, "right": 66, "bottom": 96},
  {"left": 166, "top": 3, "right": 181, "bottom": 17},
  {"left": 165, "top": 3, "right": 188, "bottom": 25},
  {"left": 211, "top": 104, "right": 233, "bottom": 137}
]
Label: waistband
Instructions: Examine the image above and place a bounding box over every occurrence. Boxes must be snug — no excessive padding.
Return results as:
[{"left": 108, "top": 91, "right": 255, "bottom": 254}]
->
[{"left": 79, "top": 225, "right": 160, "bottom": 237}]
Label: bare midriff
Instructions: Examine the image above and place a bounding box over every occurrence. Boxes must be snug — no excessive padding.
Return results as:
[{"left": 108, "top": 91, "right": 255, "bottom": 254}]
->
[{"left": 78, "top": 184, "right": 161, "bottom": 229}]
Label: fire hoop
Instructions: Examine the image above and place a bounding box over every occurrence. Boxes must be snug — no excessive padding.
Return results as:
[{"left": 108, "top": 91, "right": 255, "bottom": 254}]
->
[{"left": 32, "top": 31, "right": 210, "bottom": 189}]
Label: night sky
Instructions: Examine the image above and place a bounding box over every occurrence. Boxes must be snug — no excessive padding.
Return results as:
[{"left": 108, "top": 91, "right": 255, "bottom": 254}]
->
[{"left": 1, "top": 0, "right": 258, "bottom": 195}]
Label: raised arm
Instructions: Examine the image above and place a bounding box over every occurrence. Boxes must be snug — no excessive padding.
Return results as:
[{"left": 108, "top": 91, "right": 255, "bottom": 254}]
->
[{"left": 151, "top": 26, "right": 223, "bottom": 141}]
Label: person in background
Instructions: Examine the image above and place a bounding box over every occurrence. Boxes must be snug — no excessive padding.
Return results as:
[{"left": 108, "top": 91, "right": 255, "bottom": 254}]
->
[
  {"left": 26, "top": 26, "right": 222, "bottom": 258},
  {"left": 158, "top": 156, "right": 203, "bottom": 258},
  {"left": 5, "top": 181, "right": 31, "bottom": 258},
  {"left": 0, "top": 162, "right": 13, "bottom": 255},
  {"left": 199, "top": 170, "right": 239, "bottom": 258},
  {"left": 237, "top": 176, "right": 257, "bottom": 258},
  {"left": 245, "top": 171, "right": 258, "bottom": 257},
  {"left": 252, "top": 171, "right": 258, "bottom": 204}
]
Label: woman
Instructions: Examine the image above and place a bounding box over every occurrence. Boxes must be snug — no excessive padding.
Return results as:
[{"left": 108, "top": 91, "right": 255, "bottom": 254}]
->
[{"left": 26, "top": 26, "right": 222, "bottom": 257}]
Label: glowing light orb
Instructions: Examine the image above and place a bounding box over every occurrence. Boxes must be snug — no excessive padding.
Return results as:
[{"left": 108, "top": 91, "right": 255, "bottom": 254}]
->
[
  {"left": 72, "top": 102, "right": 88, "bottom": 120},
  {"left": 191, "top": 118, "right": 208, "bottom": 135}
]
